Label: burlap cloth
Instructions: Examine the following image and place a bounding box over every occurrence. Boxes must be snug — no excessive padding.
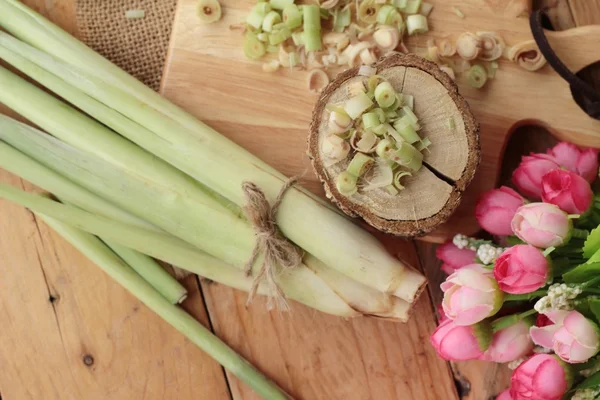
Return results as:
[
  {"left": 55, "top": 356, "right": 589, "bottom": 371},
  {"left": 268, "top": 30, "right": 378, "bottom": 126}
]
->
[{"left": 76, "top": 0, "right": 178, "bottom": 92}]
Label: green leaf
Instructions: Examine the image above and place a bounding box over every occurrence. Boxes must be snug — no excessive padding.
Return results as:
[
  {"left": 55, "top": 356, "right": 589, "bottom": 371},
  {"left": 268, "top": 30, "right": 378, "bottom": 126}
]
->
[
  {"left": 590, "top": 299, "right": 600, "bottom": 323},
  {"left": 576, "top": 370, "right": 600, "bottom": 390},
  {"left": 584, "top": 226, "right": 600, "bottom": 259},
  {"left": 589, "top": 249, "right": 600, "bottom": 264},
  {"left": 563, "top": 262, "right": 600, "bottom": 284}
]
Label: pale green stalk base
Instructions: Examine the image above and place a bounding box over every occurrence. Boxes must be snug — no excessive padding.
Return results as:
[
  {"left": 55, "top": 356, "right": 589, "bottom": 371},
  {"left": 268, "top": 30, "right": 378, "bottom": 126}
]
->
[
  {"left": 0, "top": 15, "right": 426, "bottom": 302},
  {"left": 0, "top": 183, "right": 358, "bottom": 317},
  {"left": 39, "top": 215, "right": 290, "bottom": 400}
]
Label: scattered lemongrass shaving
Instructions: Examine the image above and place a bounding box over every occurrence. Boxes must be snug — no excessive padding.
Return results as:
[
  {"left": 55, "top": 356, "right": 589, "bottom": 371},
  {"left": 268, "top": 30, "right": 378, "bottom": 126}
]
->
[
  {"left": 456, "top": 32, "right": 481, "bottom": 60},
  {"left": 507, "top": 40, "right": 546, "bottom": 71},
  {"left": 447, "top": 118, "right": 455, "bottom": 130},
  {"left": 125, "top": 9, "right": 145, "bottom": 19},
  {"left": 477, "top": 31, "right": 505, "bottom": 61},
  {"left": 393, "top": 171, "right": 412, "bottom": 190},
  {"left": 467, "top": 64, "right": 488, "bottom": 89},
  {"left": 307, "top": 68, "right": 329, "bottom": 93},
  {"left": 452, "top": 6, "right": 464, "bottom": 18},
  {"left": 262, "top": 60, "right": 280, "bottom": 72},
  {"left": 197, "top": 0, "right": 222, "bottom": 23},
  {"left": 358, "top": 65, "right": 377, "bottom": 77},
  {"left": 439, "top": 65, "right": 455, "bottom": 80}
]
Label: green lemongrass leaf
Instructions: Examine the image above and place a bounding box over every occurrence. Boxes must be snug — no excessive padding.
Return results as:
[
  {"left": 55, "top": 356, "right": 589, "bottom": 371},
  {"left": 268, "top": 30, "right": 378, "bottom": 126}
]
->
[
  {"left": 584, "top": 226, "right": 600, "bottom": 259},
  {"left": 0, "top": 6, "right": 426, "bottom": 302},
  {"left": 563, "top": 263, "right": 600, "bottom": 284},
  {"left": 0, "top": 183, "right": 359, "bottom": 318},
  {"left": 39, "top": 216, "right": 290, "bottom": 400}
]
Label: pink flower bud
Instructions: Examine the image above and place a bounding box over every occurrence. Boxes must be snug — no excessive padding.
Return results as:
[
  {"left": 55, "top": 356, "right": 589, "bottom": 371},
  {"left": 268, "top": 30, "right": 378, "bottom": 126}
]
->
[
  {"left": 531, "top": 310, "right": 600, "bottom": 363},
  {"left": 548, "top": 142, "right": 599, "bottom": 182},
  {"left": 511, "top": 203, "right": 572, "bottom": 248},
  {"left": 430, "top": 319, "right": 489, "bottom": 361},
  {"left": 541, "top": 169, "right": 593, "bottom": 215},
  {"left": 475, "top": 187, "right": 526, "bottom": 236},
  {"left": 493, "top": 245, "right": 549, "bottom": 294},
  {"left": 436, "top": 241, "right": 476, "bottom": 275},
  {"left": 441, "top": 264, "right": 503, "bottom": 326},
  {"left": 480, "top": 320, "right": 533, "bottom": 363},
  {"left": 512, "top": 154, "right": 560, "bottom": 199},
  {"left": 497, "top": 389, "right": 513, "bottom": 400},
  {"left": 510, "top": 354, "right": 570, "bottom": 400}
]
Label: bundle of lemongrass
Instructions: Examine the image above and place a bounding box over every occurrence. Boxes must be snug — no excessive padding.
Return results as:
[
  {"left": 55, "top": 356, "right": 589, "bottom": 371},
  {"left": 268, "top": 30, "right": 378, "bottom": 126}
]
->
[{"left": 0, "top": 0, "right": 426, "bottom": 395}]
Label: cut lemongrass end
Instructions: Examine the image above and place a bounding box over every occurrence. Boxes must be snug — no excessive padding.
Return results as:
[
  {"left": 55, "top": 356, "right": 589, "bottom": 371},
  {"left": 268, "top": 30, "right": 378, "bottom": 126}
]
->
[
  {"left": 447, "top": 118, "right": 455, "bottom": 130},
  {"left": 197, "top": 0, "right": 222, "bottom": 23},
  {"left": 374, "top": 81, "right": 395, "bottom": 108},
  {"left": 452, "top": 6, "right": 465, "bottom": 18},
  {"left": 393, "top": 171, "right": 412, "bottom": 190},
  {"left": 268, "top": 25, "right": 291, "bottom": 45},
  {"left": 404, "top": 0, "right": 421, "bottom": 14},
  {"left": 246, "top": 3, "right": 270, "bottom": 29},
  {"left": 336, "top": 171, "right": 358, "bottom": 196},
  {"left": 414, "top": 137, "right": 431, "bottom": 151},
  {"left": 406, "top": 14, "right": 428, "bottom": 35},
  {"left": 376, "top": 138, "right": 394, "bottom": 158},
  {"left": 384, "top": 185, "right": 399, "bottom": 195},
  {"left": 391, "top": 142, "right": 423, "bottom": 171},
  {"left": 467, "top": 64, "right": 488, "bottom": 89},
  {"left": 362, "top": 111, "right": 381, "bottom": 129},
  {"left": 329, "top": 110, "right": 352, "bottom": 134},
  {"left": 393, "top": 117, "right": 421, "bottom": 144},
  {"left": 282, "top": 4, "right": 302, "bottom": 29},
  {"left": 456, "top": 32, "right": 481, "bottom": 60},
  {"left": 344, "top": 92, "right": 373, "bottom": 119},
  {"left": 332, "top": 5, "right": 351, "bottom": 32},
  {"left": 262, "top": 11, "right": 281, "bottom": 32},
  {"left": 243, "top": 33, "right": 266, "bottom": 59},
  {"left": 346, "top": 153, "right": 374, "bottom": 177},
  {"left": 303, "top": 5, "right": 322, "bottom": 51},
  {"left": 269, "top": 0, "right": 293, "bottom": 10},
  {"left": 357, "top": 0, "right": 380, "bottom": 25},
  {"left": 376, "top": 5, "right": 395, "bottom": 25}
]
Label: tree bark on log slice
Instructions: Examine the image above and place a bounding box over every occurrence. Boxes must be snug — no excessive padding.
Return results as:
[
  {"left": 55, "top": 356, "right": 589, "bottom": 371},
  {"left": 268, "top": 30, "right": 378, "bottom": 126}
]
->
[{"left": 308, "top": 54, "right": 480, "bottom": 237}]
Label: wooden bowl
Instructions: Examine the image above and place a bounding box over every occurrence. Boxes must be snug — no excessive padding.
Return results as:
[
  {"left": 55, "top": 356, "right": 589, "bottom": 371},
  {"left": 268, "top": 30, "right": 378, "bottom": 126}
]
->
[{"left": 308, "top": 54, "right": 480, "bottom": 237}]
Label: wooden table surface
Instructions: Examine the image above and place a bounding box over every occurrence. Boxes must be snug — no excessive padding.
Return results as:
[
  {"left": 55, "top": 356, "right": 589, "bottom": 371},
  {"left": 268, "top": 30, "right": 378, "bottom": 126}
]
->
[{"left": 0, "top": 0, "right": 598, "bottom": 399}]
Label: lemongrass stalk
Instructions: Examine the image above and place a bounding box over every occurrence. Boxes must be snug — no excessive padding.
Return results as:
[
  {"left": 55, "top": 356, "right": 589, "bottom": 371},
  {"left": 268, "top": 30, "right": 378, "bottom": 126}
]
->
[
  {"left": 0, "top": 183, "right": 359, "bottom": 317},
  {"left": 0, "top": 112, "right": 259, "bottom": 270},
  {"left": 0, "top": 9, "right": 426, "bottom": 302},
  {"left": 38, "top": 216, "right": 290, "bottom": 400}
]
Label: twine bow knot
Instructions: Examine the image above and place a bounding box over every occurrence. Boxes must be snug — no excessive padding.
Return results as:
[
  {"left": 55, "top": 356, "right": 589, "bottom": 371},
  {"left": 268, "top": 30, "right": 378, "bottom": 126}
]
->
[{"left": 242, "top": 177, "right": 303, "bottom": 310}]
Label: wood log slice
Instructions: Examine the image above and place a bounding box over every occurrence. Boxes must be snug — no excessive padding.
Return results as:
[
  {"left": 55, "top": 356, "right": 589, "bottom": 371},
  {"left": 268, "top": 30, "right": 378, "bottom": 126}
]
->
[{"left": 308, "top": 54, "right": 480, "bottom": 237}]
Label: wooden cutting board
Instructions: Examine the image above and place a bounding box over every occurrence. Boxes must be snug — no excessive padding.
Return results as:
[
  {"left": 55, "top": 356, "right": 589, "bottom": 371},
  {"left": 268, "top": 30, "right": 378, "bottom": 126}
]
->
[{"left": 161, "top": 0, "right": 600, "bottom": 242}]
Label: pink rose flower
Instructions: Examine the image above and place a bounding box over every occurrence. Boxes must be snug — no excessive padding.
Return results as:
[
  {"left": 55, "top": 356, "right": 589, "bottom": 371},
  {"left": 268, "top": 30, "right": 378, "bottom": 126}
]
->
[
  {"left": 532, "top": 310, "right": 600, "bottom": 364},
  {"left": 480, "top": 320, "right": 533, "bottom": 363},
  {"left": 548, "top": 142, "right": 599, "bottom": 182},
  {"left": 497, "top": 389, "right": 513, "bottom": 400},
  {"left": 441, "top": 264, "right": 503, "bottom": 326},
  {"left": 510, "top": 354, "right": 570, "bottom": 400},
  {"left": 475, "top": 187, "right": 526, "bottom": 236},
  {"left": 436, "top": 241, "right": 476, "bottom": 275},
  {"left": 511, "top": 203, "right": 572, "bottom": 248},
  {"left": 530, "top": 310, "right": 568, "bottom": 350},
  {"left": 493, "top": 245, "right": 549, "bottom": 294},
  {"left": 512, "top": 154, "right": 560, "bottom": 199},
  {"left": 430, "top": 319, "right": 488, "bottom": 361},
  {"left": 541, "top": 169, "right": 593, "bottom": 215}
]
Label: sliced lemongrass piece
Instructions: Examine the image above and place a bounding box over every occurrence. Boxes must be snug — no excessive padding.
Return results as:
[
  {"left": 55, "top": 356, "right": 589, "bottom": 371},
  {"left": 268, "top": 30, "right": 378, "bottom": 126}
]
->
[
  {"left": 392, "top": 0, "right": 408, "bottom": 9},
  {"left": 197, "top": 0, "right": 222, "bottom": 23},
  {"left": 393, "top": 171, "right": 412, "bottom": 190},
  {"left": 402, "top": 94, "right": 414, "bottom": 110},
  {"left": 507, "top": 40, "right": 546, "bottom": 71},
  {"left": 347, "top": 81, "right": 366, "bottom": 97},
  {"left": 278, "top": 45, "right": 294, "bottom": 66},
  {"left": 332, "top": 5, "right": 351, "bottom": 33},
  {"left": 439, "top": 65, "right": 455, "bottom": 80},
  {"left": 401, "top": 106, "right": 419, "bottom": 128},
  {"left": 303, "top": 4, "right": 321, "bottom": 30},
  {"left": 438, "top": 39, "right": 456, "bottom": 57},
  {"left": 453, "top": 58, "right": 472, "bottom": 73},
  {"left": 303, "top": 28, "right": 322, "bottom": 51},
  {"left": 320, "top": 0, "right": 339, "bottom": 10},
  {"left": 329, "top": 110, "right": 352, "bottom": 134},
  {"left": 356, "top": 130, "right": 378, "bottom": 153},
  {"left": 262, "top": 11, "right": 282, "bottom": 32},
  {"left": 388, "top": 142, "right": 423, "bottom": 171},
  {"left": 375, "top": 138, "right": 394, "bottom": 158},
  {"left": 404, "top": 0, "right": 421, "bottom": 14},
  {"left": 426, "top": 46, "right": 440, "bottom": 64},
  {"left": 339, "top": 41, "right": 372, "bottom": 67},
  {"left": 406, "top": 14, "right": 428, "bottom": 35},
  {"left": 414, "top": 137, "right": 432, "bottom": 151},
  {"left": 420, "top": 2, "right": 433, "bottom": 16},
  {"left": 456, "top": 32, "right": 481, "bottom": 60},
  {"left": 373, "top": 107, "right": 386, "bottom": 123},
  {"left": 336, "top": 171, "right": 358, "bottom": 196},
  {"left": 477, "top": 31, "right": 505, "bottom": 61},
  {"left": 125, "top": 9, "right": 145, "bottom": 19},
  {"left": 337, "top": 128, "right": 354, "bottom": 140},
  {"left": 452, "top": 6, "right": 465, "bottom": 18},
  {"left": 246, "top": 3, "right": 270, "bottom": 29},
  {"left": 447, "top": 117, "right": 455, "bottom": 130},
  {"left": 384, "top": 185, "right": 398, "bottom": 195},
  {"left": 357, "top": 0, "right": 379, "bottom": 25},
  {"left": 268, "top": 25, "right": 291, "bottom": 45},
  {"left": 323, "top": 31, "right": 349, "bottom": 51},
  {"left": 243, "top": 33, "right": 266, "bottom": 59},
  {"left": 388, "top": 10, "right": 403, "bottom": 27},
  {"left": 291, "top": 31, "right": 304, "bottom": 46},
  {"left": 347, "top": 153, "right": 374, "bottom": 177},
  {"left": 344, "top": 92, "right": 373, "bottom": 119},
  {"left": 282, "top": 4, "right": 302, "bottom": 29},
  {"left": 371, "top": 124, "right": 387, "bottom": 136},
  {"left": 257, "top": 33, "right": 268, "bottom": 42},
  {"left": 322, "top": 135, "right": 350, "bottom": 164},
  {"left": 373, "top": 26, "right": 400, "bottom": 51},
  {"left": 325, "top": 103, "right": 346, "bottom": 113},
  {"left": 376, "top": 5, "right": 395, "bottom": 25},
  {"left": 361, "top": 159, "right": 393, "bottom": 191},
  {"left": 467, "top": 64, "right": 488, "bottom": 89},
  {"left": 307, "top": 68, "right": 329, "bottom": 93},
  {"left": 269, "top": 0, "right": 293, "bottom": 10},
  {"left": 374, "top": 81, "right": 395, "bottom": 108},
  {"left": 262, "top": 60, "right": 280, "bottom": 72},
  {"left": 319, "top": 8, "right": 330, "bottom": 19},
  {"left": 358, "top": 65, "right": 377, "bottom": 77},
  {"left": 385, "top": 123, "right": 403, "bottom": 144},
  {"left": 393, "top": 116, "right": 420, "bottom": 143},
  {"left": 360, "top": 49, "right": 378, "bottom": 65},
  {"left": 362, "top": 111, "right": 381, "bottom": 129}
]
